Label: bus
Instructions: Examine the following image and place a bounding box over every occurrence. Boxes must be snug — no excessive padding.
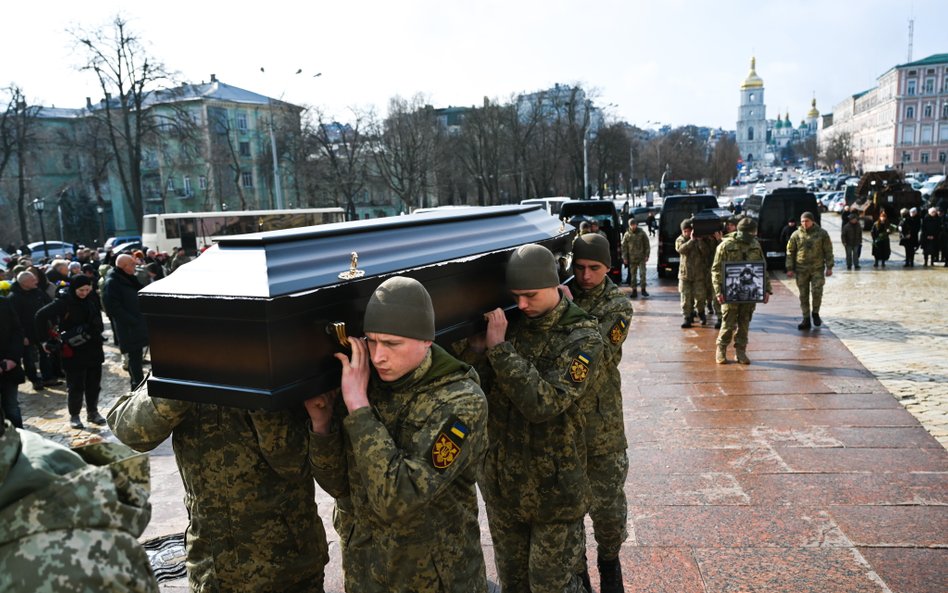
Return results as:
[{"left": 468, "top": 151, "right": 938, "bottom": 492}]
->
[{"left": 142, "top": 207, "right": 347, "bottom": 254}]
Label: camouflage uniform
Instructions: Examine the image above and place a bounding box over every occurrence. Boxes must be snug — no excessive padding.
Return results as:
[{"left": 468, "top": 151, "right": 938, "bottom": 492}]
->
[
  {"left": 785, "top": 223, "right": 834, "bottom": 317},
  {"left": 712, "top": 232, "right": 771, "bottom": 351},
  {"left": 620, "top": 225, "right": 650, "bottom": 289},
  {"left": 675, "top": 234, "right": 712, "bottom": 321},
  {"left": 108, "top": 385, "right": 329, "bottom": 593},
  {"left": 567, "top": 276, "right": 632, "bottom": 561},
  {"left": 705, "top": 235, "right": 723, "bottom": 318},
  {"left": 0, "top": 422, "right": 158, "bottom": 593},
  {"left": 464, "top": 297, "right": 604, "bottom": 593},
  {"left": 308, "top": 344, "right": 489, "bottom": 593}
]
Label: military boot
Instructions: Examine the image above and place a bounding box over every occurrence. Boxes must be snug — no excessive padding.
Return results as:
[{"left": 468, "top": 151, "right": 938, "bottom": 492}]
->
[
  {"left": 797, "top": 317, "right": 811, "bottom": 331},
  {"left": 736, "top": 349, "right": 751, "bottom": 365},
  {"left": 716, "top": 345, "right": 728, "bottom": 364},
  {"left": 714, "top": 317, "right": 722, "bottom": 329},
  {"left": 698, "top": 311, "right": 708, "bottom": 325},
  {"left": 681, "top": 317, "right": 693, "bottom": 328},
  {"left": 630, "top": 288, "right": 637, "bottom": 298},
  {"left": 641, "top": 288, "right": 649, "bottom": 297},
  {"left": 598, "top": 557, "right": 625, "bottom": 593},
  {"left": 812, "top": 312, "right": 822, "bottom": 326}
]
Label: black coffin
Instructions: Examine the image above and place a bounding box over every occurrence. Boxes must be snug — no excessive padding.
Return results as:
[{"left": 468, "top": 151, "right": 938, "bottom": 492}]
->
[{"left": 141, "top": 205, "right": 573, "bottom": 409}]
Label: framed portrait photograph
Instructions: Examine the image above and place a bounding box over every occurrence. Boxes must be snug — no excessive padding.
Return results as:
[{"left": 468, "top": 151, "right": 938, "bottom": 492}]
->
[{"left": 723, "top": 261, "right": 766, "bottom": 303}]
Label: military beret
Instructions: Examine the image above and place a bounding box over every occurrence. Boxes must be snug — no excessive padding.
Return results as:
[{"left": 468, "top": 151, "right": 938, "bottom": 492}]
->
[
  {"left": 506, "top": 244, "right": 559, "bottom": 290},
  {"left": 363, "top": 276, "right": 435, "bottom": 341},
  {"left": 572, "top": 233, "right": 611, "bottom": 268}
]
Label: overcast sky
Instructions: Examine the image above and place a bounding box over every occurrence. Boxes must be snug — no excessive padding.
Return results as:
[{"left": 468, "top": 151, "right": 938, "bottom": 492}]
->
[{"left": 4, "top": 0, "right": 946, "bottom": 129}]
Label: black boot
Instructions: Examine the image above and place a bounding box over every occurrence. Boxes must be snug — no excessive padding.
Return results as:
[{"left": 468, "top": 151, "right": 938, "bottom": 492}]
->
[
  {"left": 798, "top": 317, "right": 811, "bottom": 331},
  {"left": 699, "top": 311, "right": 707, "bottom": 325},
  {"left": 681, "top": 317, "right": 693, "bottom": 328},
  {"left": 812, "top": 312, "right": 822, "bottom": 327},
  {"left": 641, "top": 288, "right": 649, "bottom": 297},
  {"left": 630, "top": 288, "right": 637, "bottom": 298},
  {"left": 598, "top": 557, "right": 625, "bottom": 593}
]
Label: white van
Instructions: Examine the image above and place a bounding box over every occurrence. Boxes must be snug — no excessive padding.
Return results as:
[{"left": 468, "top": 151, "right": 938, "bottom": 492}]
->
[{"left": 520, "top": 197, "right": 571, "bottom": 216}]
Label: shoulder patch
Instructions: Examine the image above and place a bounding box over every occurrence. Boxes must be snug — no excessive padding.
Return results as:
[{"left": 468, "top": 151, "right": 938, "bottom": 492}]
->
[
  {"left": 569, "top": 352, "right": 591, "bottom": 383},
  {"left": 431, "top": 416, "right": 467, "bottom": 471},
  {"left": 609, "top": 318, "right": 628, "bottom": 345}
]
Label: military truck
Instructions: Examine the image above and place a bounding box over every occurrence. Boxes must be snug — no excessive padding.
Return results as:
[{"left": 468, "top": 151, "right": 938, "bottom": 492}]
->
[{"left": 851, "top": 171, "right": 922, "bottom": 231}]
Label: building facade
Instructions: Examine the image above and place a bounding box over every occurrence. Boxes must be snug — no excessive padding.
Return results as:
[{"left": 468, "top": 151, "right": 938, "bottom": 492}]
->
[
  {"left": 820, "top": 53, "right": 948, "bottom": 174},
  {"left": 736, "top": 57, "right": 768, "bottom": 163}
]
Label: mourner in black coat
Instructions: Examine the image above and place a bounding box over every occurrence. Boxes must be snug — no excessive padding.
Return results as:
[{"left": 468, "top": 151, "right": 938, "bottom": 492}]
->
[{"left": 102, "top": 255, "right": 148, "bottom": 389}]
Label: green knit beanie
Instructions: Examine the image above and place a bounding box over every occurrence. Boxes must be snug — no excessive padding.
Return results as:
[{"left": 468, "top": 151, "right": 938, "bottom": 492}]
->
[
  {"left": 506, "top": 244, "right": 559, "bottom": 290},
  {"left": 737, "top": 217, "right": 758, "bottom": 233},
  {"left": 572, "top": 233, "right": 611, "bottom": 267},
  {"left": 680, "top": 218, "right": 694, "bottom": 231},
  {"left": 363, "top": 276, "right": 435, "bottom": 341}
]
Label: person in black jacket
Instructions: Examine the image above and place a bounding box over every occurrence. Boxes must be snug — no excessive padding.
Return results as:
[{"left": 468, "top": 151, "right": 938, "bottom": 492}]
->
[
  {"left": 35, "top": 275, "right": 106, "bottom": 429},
  {"left": 9, "top": 271, "right": 58, "bottom": 390},
  {"left": 0, "top": 298, "right": 26, "bottom": 428},
  {"left": 102, "top": 254, "right": 148, "bottom": 389},
  {"left": 900, "top": 207, "right": 922, "bottom": 267}
]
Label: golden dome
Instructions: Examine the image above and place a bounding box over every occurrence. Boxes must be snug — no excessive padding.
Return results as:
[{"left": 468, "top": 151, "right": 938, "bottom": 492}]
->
[
  {"left": 741, "top": 57, "right": 764, "bottom": 90},
  {"left": 807, "top": 97, "right": 820, "bottom": 118}
]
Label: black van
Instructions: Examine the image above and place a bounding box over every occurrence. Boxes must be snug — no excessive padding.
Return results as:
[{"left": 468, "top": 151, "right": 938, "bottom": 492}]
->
[
  {"left": 657, "top": 194, "right": 719, "bottom": 278},
  {"left": 742, "top": 187, "right": 820, "bottom": 270},
  {"left": 559, "top": 200, "right": 622, "bottom": 283}
]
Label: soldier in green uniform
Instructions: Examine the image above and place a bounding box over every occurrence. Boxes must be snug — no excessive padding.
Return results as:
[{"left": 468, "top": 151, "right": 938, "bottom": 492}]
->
[
  {"left": 108, "top": 386, "right": 329, "bottom": 592},
  {"left": 785, "top": 211, "right": 834, "bottom": 330},
  {"left": 565, "top": 235, "right": 632, "bottom": 593},
  {"left": 620, "top": 219, "right": 650, "bottom": 298},
  {"left": 704, "top": 228, "right": 725, "bottom": 329},
  {"left": 306, "top": 276, "right": 489, "bottom": 593},
  {"left": 0, "top": 412, "right": 158, "bottom": 593},
  {"left": 461, "top": 244, "right": 603, "bottom": 593},
  {"left": 675, "top": 219, "right": 713, "bottom": 328},
  {"left": 712, "top": 218, "right": 772, "bottom": 364}
]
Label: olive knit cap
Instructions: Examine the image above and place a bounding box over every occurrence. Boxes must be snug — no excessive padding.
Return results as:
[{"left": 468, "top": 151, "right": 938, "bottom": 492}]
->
[
  {"left": 572, "top": 233, "right": 612, "bottom": 267},
  {"left": 801, "top": 211, "right": 815, "bottom": 222},
  {"left": 363, "top": 276, "right": 435, "bottom": 341},
  {"left": 737, "top": 217, "right": 757, "bottom": 233},
  {"left": 680, "top": 218, "right": 694, "bottom": 231},
  {"left": 506, "top": 244, "right": 559, "bottom": 290}
]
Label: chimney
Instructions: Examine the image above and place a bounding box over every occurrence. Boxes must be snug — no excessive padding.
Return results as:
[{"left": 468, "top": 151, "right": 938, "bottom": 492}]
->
[{"left": 210, "top": 73, "right": 217, "bottom": 83}]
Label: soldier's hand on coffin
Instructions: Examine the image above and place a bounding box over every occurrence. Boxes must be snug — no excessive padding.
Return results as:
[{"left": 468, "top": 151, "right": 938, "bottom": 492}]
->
[
  {"left": 763, "top": 292, "right": 770, "bottom": 304},
  {"left": 558, "top": 284, "right": 573, "bottom": 300},
  {"left": 304, "top": 389, "right": 339, "bottom": 435},
  {"left": 335, "top": 338, "right": 370, "bottom": 412},
  {"left": 485, "top": 308, "right": 508, "bottom": 349}
]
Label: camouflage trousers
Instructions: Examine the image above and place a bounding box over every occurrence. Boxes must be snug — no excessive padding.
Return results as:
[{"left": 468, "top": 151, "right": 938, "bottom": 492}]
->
[
  {"left": 705, "top": 277, "right": 721, "bottom": 316},
  {"left": 585, "top": 450, "right": 629, "bottom": 560},
  {"left": 794, "top": 267, "right": 826, "bottom": 317},
  {"left": 627, "top": 260, "right": 647, "bottom": 289},
  {"left": 678, "top": 278, "right": 707, "bottom": 319},
  {"left": 717, "top": 303, "right": 756, "bottom": 349},
  {"left": 486, "top": 503, "right": 587, "bottom": 593}
]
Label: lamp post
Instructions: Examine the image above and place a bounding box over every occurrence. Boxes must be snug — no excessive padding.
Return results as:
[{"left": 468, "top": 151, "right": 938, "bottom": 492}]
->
[
  {"left": 57, "top": 189, "right": 67, "bottom": 244},
  {"left": 31, "top": 198, "right": 48, "bottom": 258},
  {"left": 96, "top": 203, "right": 105, "bottom": 247}
]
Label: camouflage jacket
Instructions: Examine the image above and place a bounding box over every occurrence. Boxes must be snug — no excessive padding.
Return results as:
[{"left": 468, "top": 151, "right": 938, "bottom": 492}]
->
[
  {"left": 308, "top": 344, "right": 488, "bottom": 593},
  {"left": 467, "top": 296, "right": 604, "bottom": 523},
  {"left": 108, "top": 386, "right": 328, "bottom": 593},
  {"left": 675, "top": 234, "right": 713, "bottom": 280},
  {"left": 786, "top": 224, "right": 834, "bottom": 271},
  {"left": 712, "top": 232, "right": 772, "bottom": 297},
  {"left": 621, "top": 227, "right": 650, "bottom": 262},
  {"left": 0, "top": 423, "right": 157, "bottom": 593},
  {"left": 568, "top": 277, "right": 633, "bottom": 456}
]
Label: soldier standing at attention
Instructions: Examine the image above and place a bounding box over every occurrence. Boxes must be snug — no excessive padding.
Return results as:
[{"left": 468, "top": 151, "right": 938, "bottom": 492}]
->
[
  {"left": 108, "top": 385, "right": 329, "bottom": 592},
  {"left": 461, "top": 244, "right": 603, "bottom": 593},
  {"left": 675, "top": 219, "right": 711, "bottom": 328},
  {"left": 565, "top": 235, "right": 633, "bottom": 593},
  {"left": 712, "top": 218, "right": 772, "bottom": 364},
  {"left": 621, "top": 219, "right": 650, "bottom": 298},
  {"left": 786, "top": 211, "right": 834, "bottom": 330},
  {"left": 306, "top": 276, "right": 489, "bottom": 593}
]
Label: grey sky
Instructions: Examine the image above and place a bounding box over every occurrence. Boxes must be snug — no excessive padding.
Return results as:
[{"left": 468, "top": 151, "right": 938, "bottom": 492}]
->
[{"left": 5, "top": 0, "right": 946, "bottom": 129}]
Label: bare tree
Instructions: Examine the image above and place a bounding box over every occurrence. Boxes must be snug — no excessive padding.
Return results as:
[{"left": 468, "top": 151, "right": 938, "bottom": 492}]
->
[
  {"left": 456, "top": 98, "right": 512, "bottom": 205},
  {"left": 591, "top": 123, "right": 631, "bottom": 197},
  {"left": 370, "top": 95, "right": 440, "bottom": 211},
  {"left": 708, "top": 135, "right": 740, "bottom": 192},
  {"left": 821, "top": 131, "right": 854, "bottom": 173},
  {"left": 71, "top": 15, "right": 174, "bottom": 232},
  {"left": 309, "top": 108, "right": 369, "bottom": 218},
  {"left": 0, "top": 87, "right": 40, "bottom": 242}
]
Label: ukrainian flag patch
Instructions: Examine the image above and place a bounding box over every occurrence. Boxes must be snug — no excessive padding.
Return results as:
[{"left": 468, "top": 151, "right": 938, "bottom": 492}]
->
[
  {"left": 569, "top": 352, "right": 591, "bottom": 383},
  {"left": 609, "top": 318, "right": 628, "bottom": 344}
]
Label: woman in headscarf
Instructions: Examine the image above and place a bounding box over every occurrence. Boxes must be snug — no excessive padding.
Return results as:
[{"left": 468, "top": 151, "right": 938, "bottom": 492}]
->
[
  {"left": 870, "top": 210, "right": 897, "bottom": 268},
  {"left": 35, "top": 275, "right": 106, "bottom": 429}
]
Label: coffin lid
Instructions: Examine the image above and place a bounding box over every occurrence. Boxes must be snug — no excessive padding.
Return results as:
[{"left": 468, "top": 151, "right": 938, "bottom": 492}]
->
[{"left": 140, "top": 205, "right": 566, "bottom": 299}]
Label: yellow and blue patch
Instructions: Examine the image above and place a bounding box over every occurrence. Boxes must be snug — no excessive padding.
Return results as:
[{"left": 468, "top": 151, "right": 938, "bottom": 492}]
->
[
  {"left": 431, "top": 417, "right": 468, "bottom": 471},
  {"left": 609, "top": 318, "right": 628, "bottom": 344},
  {"left": 569, "top": 352, "right": 591, "bottom": 383}
]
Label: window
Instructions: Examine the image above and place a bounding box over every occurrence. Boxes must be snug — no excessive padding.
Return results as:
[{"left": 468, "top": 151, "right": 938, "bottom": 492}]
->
[
  {"left": 239, "top": 141, "right": 251, "bottom": 157},
  {"left": 183, "top": 176, "right": 192, "bottom": 196},
  {"left": 199, "top": 176, "right": 208, "bottom": 190},
  {"left": 940, "top": 126, "right": 948, "bottom": 142},
  {"left": 902, "top": 126, "right": 915, "bottom": 145},
  {"left": 939, "top": 152, "right": 947, "bottom": 164},
  {"left": 236, "top": 112, "right": 248, "bottom": 131},
  {"left": 902, "top": 152, "right": 912, "bottom": 163},
  {"left": 748, "top": 126, "right": 754, "bottom": 141},
  {"left": 241, "top": 172, "right": 253, "bottom": 188},
  {"left": 924, "top": 78, "right": 935, "bottom": 94},
  {"left": 943, "top": 103, "right": 948, "bottom": 119},
  {"left": 920, "top": 153, "right": 929, "bottom": 164},
  {"left": 906, "top": 105, "right": 915, "bottom": 119},
  {"left": 907, "top": 80, "right": 916, "bottom": 95},
  {"left": 166, "top": 177, "right": 175, "bottom": 191},
  {"left": 924, "top": 104, "right": 933, "bottom": 118},
  {"left": 63, "top": 153, "right": 72, "bottom": 170},
  {"left": 749, "top": 93, "right": 755, "bottom": 102},
  {"left": 920, "top": 125, "right": 933, "bottom": 144}
]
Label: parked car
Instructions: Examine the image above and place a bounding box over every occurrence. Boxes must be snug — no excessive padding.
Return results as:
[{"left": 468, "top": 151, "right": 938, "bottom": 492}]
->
[
  {"left": 110, "top": 241, "right": 145, "bottom": 255},
  {"left": 656, "top": 194, "right": 719, "bottom": 278},
  {"left": 25, "top": 240, "right": 74, "bottom": 259},
  {"left": 0, "top": 248, "right": 12, "bottom": 265},
  {"left": 742, "top": 188, "right": 820, "bottom": 270},
  {"left": 629, "top": 206, "right": 658, "bottom": 224},
  {"left": 104, "top": 235, "right": 142, "bottom": 251}
]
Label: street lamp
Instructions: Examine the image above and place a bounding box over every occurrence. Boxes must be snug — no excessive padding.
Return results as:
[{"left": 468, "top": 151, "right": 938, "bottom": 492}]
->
[
  {"left": 31, "top": 198, "right": 48, "bottom": 258},
  {"left": 96, "top": 203, "right": 105, "bottom": 247}
]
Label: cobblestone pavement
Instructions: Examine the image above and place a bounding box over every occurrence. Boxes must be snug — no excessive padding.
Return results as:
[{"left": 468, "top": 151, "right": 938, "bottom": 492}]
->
[{"left": 780, "top": 214, "right": 948, "bottom": 447}]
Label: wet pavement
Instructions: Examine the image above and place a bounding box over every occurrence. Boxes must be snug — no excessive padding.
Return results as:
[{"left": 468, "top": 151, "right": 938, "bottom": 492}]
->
[{"left": 11, "top": 214, "right": 947, "bottom": 592}]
